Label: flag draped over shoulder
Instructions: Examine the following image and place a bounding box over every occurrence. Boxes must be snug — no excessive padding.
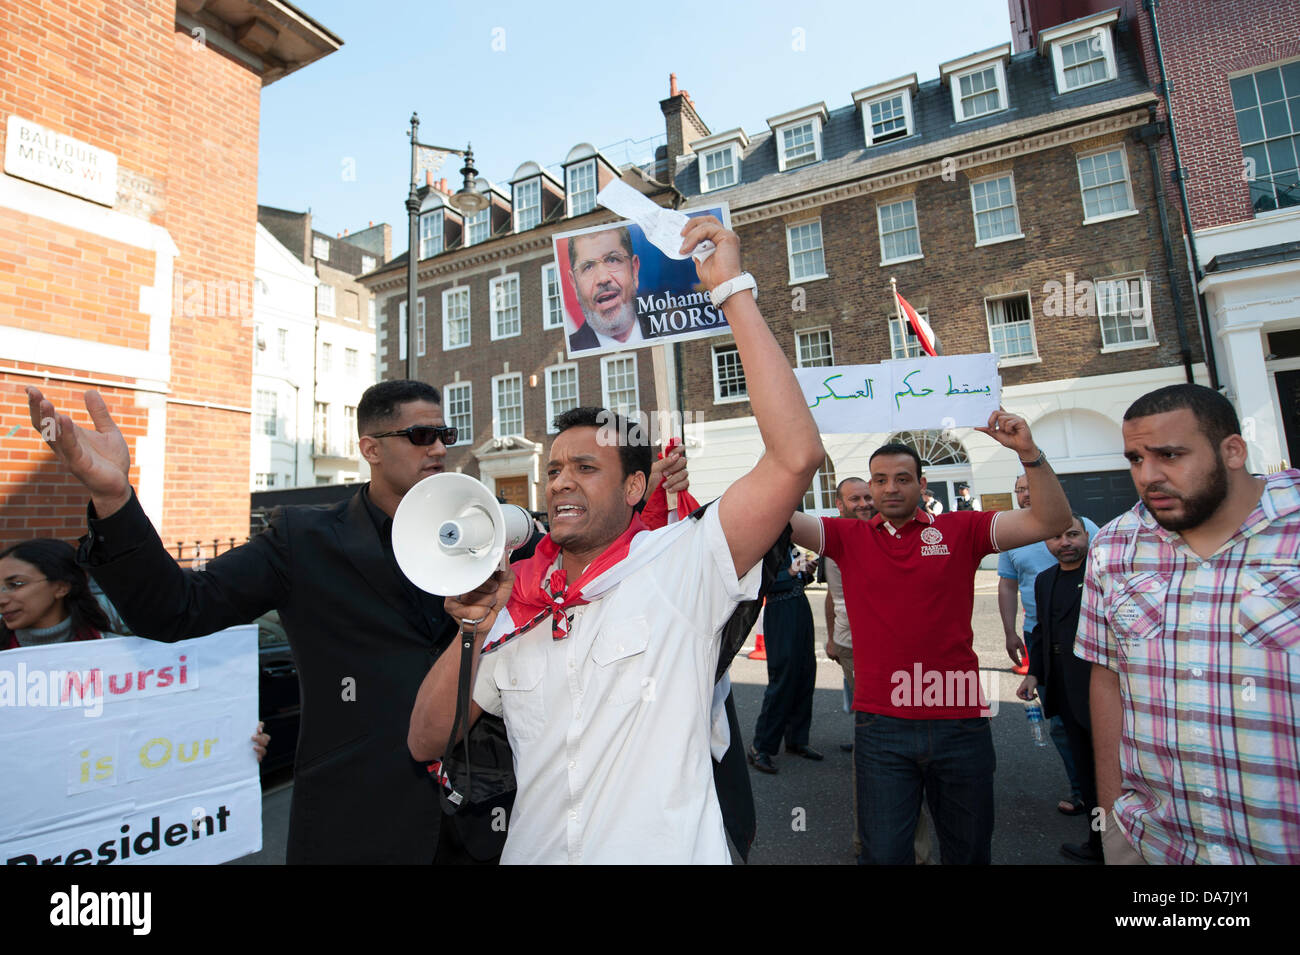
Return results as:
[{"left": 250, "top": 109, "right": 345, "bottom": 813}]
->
[{"left": 894, "top": 286, "right": 940, "bottom": 357}]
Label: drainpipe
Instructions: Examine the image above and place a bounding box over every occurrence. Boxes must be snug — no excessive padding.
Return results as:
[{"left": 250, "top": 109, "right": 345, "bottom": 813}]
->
[
  {"left": 1144, "top": 0, "right": 1221, "bottom": 388},
  {"left": 1137, "top": 111, "right": 1194, "bottom": 383}
]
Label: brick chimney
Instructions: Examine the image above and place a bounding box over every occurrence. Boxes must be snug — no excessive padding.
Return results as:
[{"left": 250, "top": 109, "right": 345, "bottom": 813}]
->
[{"left": 660, "top": 72, "right": 710, "bottom": 186}]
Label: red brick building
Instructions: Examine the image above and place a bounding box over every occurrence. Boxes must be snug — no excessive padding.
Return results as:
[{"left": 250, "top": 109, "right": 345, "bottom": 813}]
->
[
  {"left": 1014, "top": 0, "right": 1300, "bottom": 470},
  {"left": 369, "top": 11, "right": 1205, "bottom": 525},
  {"left": 0, "top": 0, "right": 338, "bottom": 553}
]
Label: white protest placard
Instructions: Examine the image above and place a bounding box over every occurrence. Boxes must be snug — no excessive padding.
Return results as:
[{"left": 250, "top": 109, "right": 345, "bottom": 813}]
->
[
  {"left": 795, "top": 353, "right": 1002, "bottom": 434},
  {"left": 0, "top": 627, "right": 262, "bottom": 865}
]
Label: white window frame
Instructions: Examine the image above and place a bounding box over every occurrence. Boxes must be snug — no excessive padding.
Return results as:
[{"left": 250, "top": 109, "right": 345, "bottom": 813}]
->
[
  {"left": 984, "top": 291, "right": 1040, "bottom": 366},
  {"left": 489, "top": 273, "right": 521, "bottom": 341},
  {"left": 1076, "top": 145, "right": 1138, "bottom": 224},
  {"left": 419, "top": 211, "right": 443, "bottom": 259},
  {"left": 361, "top": 255, "right": 376, "bottom": 274},
  {"left": 775, "top": 118, "right": 822, "bottom": 171},
  {"left": 255, "top": 389, "right": 278, "bottom": 436},
  {"left": 443, "top": 381, "right": 473, "bottom": 447},
  {"left": 492, "top": 372, "right": 525, "bottom": 438},
  {"left": 785, "top": 218, "right": 828, "bottom": 283},
  {"left": 320, "top": 341, "right": 333, "bottom": 373},
  {"left": 865, "top": 91, "right": 913, "bottom": 145},
  {"left": 254, "top": 472, "right": 274, "bottom": 491},
  {"left": 545, "top": 363, "right": 580, "bottom": 433},
  {"left": 343, "top": 405, "right": 358, "bottom": 457},
  {"left": 699, "top": 143, "right": 739, "bottom": 193},
  {"left": 969, "top": 172, "right": 1024, "bottom": 246},
  {"left": 314, "top": 401, "right": 329, "bottom": 455},
  {"left": 1047, "top": 24, "right": 1116, "bottom": 94},
  {"left": 711, "top": 343, "right": 748, "bottom": 404},
  {"left": 600, "top": 353, "right": 640, "bottom": 417},
  {"left": 316, "top": 284, "right": 335, "bottom": 317},
  {"left": 541, "top": 263, "right": 564, "bottom": 329},
  {"left": 345, "top": 347, "right": 358, "bottom": 376},
  {"left": 889, "top": 310, "right": 929, "bottom": 359},
  {"left": 276, "top": 327, "right": 288, "bottom": 365},
  {"left": 565, "top": 159, "right": 598, "bottom": 217},
  {"left": 513, "top": 178, "right": 542, "bottom": 233},
  {"left": 464, "top": 207, "right": 491, "bottom": 247},
  {"left": 396, "top": 300, "right": 407, "bottom": 361},
  {"left": 442, "top": 286, "right": 471, "bottom": 351},
  {"left": 795, "top": 326, "right": 834, "bottom": 367},
  {"left": 949, "top": 60, "right": 1008, "bottom": 122},
  {"left": 1095, "top": 273, "right": 1158, "bottom": 353},
  {"left": 877, "top": 197, "right": 924, "bottom": 264},
  {"left": 312, "top": 236, "right": 330, "bottom": 259},
  {"left": 416, "top": 299, "right": 426, "bottom": 357}
]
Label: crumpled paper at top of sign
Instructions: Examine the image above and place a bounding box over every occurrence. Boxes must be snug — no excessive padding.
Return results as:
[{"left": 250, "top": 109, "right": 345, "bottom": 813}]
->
[{"left": 596, "top": 179, "right": 715, "bottom": 264}]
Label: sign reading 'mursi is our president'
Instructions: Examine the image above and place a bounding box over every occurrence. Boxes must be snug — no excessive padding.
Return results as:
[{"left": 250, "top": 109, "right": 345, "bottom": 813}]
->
[
  {"left": 553, "top": 203, "right": 733, "bottom": 359},
  {"left": 4, "top": 115, "right": 118, "bottom": 207}
]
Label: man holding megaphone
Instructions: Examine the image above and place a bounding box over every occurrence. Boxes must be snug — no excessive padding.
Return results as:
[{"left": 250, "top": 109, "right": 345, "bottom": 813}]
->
[{"left": 408, "top": 215, "right": 826, "bottom": 864}]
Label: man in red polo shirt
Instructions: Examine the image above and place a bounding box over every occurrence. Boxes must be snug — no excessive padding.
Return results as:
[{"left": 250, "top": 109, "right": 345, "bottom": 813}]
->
[{"left": 791, "top": 410, "right": 1070, "bottom": 864}]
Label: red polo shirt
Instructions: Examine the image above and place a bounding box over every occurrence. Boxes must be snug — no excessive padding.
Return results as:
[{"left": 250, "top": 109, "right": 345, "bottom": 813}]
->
[{"left": 820, "top": 508, "right": 999, "bottom": 719}]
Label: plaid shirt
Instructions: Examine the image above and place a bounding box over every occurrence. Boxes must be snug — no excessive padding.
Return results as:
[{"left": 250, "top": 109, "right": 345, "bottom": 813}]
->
[{"left": 1076, "top": 469, "right": 1300, "bottom": 864}]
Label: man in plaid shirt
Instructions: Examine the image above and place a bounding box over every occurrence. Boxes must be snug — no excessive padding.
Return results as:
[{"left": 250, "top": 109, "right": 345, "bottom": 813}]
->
[{"left": 1077, "top": 384, "right": 1300, "bottom": 864}]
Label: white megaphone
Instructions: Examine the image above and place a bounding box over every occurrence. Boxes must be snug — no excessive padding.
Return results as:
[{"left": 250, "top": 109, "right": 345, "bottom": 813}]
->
[{"left": 392, "top": 472, "right": 535, "bottom": 596}]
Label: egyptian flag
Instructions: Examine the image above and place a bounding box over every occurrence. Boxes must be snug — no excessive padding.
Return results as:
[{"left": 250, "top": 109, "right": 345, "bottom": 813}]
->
[
  {"left": 640, "top": 438, "right": 701, "bottom": 529},
  {"left": 894, "top": 287, "right": 940, "bottom": 357}
]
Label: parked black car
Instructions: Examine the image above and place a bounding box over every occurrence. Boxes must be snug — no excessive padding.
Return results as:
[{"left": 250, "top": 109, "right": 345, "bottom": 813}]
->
[{"left": 256, "top": 610, "right": 300, "bottom": 775}]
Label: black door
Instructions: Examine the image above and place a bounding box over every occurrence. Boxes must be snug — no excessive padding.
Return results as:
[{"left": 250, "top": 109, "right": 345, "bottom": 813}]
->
[
  {"left": 1057, "top": 470, "right": 1138, "bottom": 528},
  {"left": 1276, "top": 370, "right": 1300, "bottom": 468}
]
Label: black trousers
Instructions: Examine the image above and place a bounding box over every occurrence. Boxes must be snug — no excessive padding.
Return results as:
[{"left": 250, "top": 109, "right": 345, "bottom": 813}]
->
[{"left": 752, "top": 591, "right": 815, "bottom": 755}]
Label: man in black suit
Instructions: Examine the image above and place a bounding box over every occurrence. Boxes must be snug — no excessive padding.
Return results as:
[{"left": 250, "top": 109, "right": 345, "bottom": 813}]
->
[
  {"left": 1016, "top": 513, "right": 1100, "bottom": 863},
  {"left": 565, "top": 226, "right": 653, "bottom": 353},
  {"left": 25, "top": 380, "right": 503, "bottom": 863}
]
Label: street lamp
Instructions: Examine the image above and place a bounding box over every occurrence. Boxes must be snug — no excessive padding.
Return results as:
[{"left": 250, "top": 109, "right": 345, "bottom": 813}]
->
[{"left": 405, "top": 113, "right": 488, "bottom": 379}]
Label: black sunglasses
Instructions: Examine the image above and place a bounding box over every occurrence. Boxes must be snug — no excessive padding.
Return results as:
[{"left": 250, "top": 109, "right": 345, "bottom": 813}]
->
[{"left": 367, "top": 425, "right": 458, "bottom": 447}]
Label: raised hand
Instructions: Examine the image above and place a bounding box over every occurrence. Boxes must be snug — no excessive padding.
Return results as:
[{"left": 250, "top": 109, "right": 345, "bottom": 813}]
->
[
  {"left": 680, "top": 215, "right": 741, "bottom": 292},
  {"left": 26, "top": 386, "right": 132, "bottom": 516},
  {"left": 973, "top": 409, "right": 1039, "bottom": 462}
]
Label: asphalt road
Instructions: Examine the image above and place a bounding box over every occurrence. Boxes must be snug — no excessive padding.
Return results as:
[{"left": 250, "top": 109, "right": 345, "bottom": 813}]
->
[{"left": 232, "top": 570, "right": 1094, "bottom": 865}]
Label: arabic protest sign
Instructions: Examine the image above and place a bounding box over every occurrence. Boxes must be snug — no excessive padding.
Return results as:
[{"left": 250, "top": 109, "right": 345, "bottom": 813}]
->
[
  {"left": 795, "top": 353, "right": 1002, "bottom": 434},
  {"left": 0, "top": 627, "right": 262, "bottom": 865},
  {"left": 553, "top": 202, "right": 732, "bottom": 359}
]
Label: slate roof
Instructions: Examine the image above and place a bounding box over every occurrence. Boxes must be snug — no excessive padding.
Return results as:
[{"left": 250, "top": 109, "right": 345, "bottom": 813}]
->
[{"left": 674, "top": 24, "right": 1153, "bottom": 209}]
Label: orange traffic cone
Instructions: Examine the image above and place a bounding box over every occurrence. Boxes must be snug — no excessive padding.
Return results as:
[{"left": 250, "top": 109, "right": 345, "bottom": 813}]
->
[{"left": 747, "top": 599, "right": 767, "bottom": 660}]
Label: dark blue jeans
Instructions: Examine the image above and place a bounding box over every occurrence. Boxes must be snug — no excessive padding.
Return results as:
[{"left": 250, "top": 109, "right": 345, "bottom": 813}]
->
[
  {"left": 854, "top": 711, "right": 995, "bottom": 865},
  {"left": 1025, "top": 629, "right": 1081, "bottom": 799}
]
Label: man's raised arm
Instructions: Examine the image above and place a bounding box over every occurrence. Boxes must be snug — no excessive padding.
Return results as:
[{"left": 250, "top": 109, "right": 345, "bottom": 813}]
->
[
  {"left": 973, "top": 410, "right": 1072, "bottom": 550},
  {"left": 678, "top": 218, "right": 824, "bottom": 577}
]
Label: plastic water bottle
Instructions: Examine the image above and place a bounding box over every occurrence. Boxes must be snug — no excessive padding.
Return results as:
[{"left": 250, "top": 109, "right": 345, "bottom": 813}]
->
[{"left": 1025, "top": 699, "right": 1047, "bottom": 747}]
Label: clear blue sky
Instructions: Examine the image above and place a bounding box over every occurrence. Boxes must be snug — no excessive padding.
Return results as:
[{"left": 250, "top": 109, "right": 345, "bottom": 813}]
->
[{"left": 258, "top": 0, "right": 1011, "bottom": 251}]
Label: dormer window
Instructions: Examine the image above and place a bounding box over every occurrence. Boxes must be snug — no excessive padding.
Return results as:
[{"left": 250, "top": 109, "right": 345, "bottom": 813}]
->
[
  {"left": 768, "top": 103, "right": 829, "bottom": 172},
  {"left": 691, "top": 128, "right": 749, "bottom": 193},
  {"left": 312, "top": 236, "right": 330, "bottom": 260},
  {"left": 513, "top": 178, "right": 541, "bottom": 232},
  {"left": 464, "top": 207, "right": 490, "bottom": 246},
  {"left": 702, "top": 145, "right": 737, "bottom": 190},
  {"left": 941, "top": 45, "right": 1011, "bottom": 123},
  {"left": 419, "top": 211, "right": 443, "bottom": 259},
  {"left": 854, "top": 76, "right": 918, "bottom": 146},
  {"left": 566, "top": 160, "right": 597, "bottom": 216},
  {"left": 1040, "top": 10, "right": 1118, "bottom": 94}
]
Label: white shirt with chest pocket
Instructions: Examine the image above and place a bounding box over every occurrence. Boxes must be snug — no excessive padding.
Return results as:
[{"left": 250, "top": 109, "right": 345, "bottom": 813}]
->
[{"left": 472, "top": 505, "right": 761, "bottom": 864}]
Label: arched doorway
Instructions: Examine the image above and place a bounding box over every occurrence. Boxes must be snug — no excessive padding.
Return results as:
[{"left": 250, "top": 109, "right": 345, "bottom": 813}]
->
[{"left": 886, "top": 430, "right": 971, "bottom": 512}]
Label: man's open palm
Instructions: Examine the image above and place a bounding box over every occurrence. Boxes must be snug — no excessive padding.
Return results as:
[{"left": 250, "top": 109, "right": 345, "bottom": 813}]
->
[{"left": 26, "top": 386, "right": 132, "bottom": 514}]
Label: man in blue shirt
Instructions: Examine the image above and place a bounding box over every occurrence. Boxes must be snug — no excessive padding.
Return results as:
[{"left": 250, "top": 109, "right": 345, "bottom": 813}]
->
[{"left": 998, "top": 473, "right": 1098, "bottom": 815}]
